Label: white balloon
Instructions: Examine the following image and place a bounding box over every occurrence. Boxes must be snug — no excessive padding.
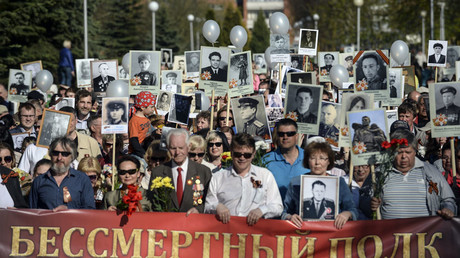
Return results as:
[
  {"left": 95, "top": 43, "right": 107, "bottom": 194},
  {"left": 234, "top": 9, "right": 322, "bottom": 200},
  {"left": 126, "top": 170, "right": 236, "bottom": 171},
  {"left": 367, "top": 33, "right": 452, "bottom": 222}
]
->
[
  {"left": 230, "top": 26, "right": 248, "bottom": 48},
  {"left": 202, "top": 20, "right": 220, "bottom": 44},
  {"left": 35, "top": 70, "right": 53, "bottom": 92},
  {"left": 264, "top": 46, "right": 279, "bottom": 69},
  {"left": 329, "top": 65, "right": 350, "bottom": 88},
  {"left": 390, "top": 40, "right": 409, "bottom": 66},
  {"left": 269, "top": 12, "right": 290, "bottom": 34},
  {"left": 122, "top": 53, "right": 130, "bottom": 74},
  {"left": 106, "top": 80, "right": 129, "bottom": 97}
]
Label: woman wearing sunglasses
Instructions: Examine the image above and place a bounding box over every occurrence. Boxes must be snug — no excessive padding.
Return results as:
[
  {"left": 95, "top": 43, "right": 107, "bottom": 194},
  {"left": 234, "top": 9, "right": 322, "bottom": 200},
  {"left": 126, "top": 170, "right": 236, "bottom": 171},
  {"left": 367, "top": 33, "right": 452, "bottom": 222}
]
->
[
  {"left": 0, "top": 143, "right": 28, "bottom": 208},
  {"left": 103, "top": 155, "right": 151, "bottom": 212},
  {"left": 205, "top": 132, "right": 230, "bottom": 173},
  {"left": 78, "top": 157, "right": 105, "bottom": 209},
  {"left": 189, "top": 135, "right": 215, "bottom": 171},
  {"left": 0, "top": 142, "right": 32, "bottom": 197}
]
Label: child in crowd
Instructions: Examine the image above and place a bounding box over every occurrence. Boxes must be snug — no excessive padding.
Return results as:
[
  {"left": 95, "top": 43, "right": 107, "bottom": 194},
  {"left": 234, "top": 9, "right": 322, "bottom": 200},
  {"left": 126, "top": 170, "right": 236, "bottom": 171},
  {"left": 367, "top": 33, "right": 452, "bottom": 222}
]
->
[{"left": 129, "top": 91, "right": 156, "bottom": 157}]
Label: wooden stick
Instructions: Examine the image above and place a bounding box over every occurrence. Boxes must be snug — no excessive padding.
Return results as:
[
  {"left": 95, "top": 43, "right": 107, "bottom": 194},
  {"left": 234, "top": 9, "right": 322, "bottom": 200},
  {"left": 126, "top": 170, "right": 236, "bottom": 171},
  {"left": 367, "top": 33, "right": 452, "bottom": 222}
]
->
[
  {"left": 371, "top": 164, "right": 381, "bottom": 220},
  {"left": 451, "top": 138, "right": 457, "bottom": 177},
  {"left": 210, "top": 90, "right": 215, "bottom": 131},
  {"left": 349, "top": 160, "right": 353, "bottom": 190},
  {"left": 111, "top": 134, "right": 117, "bottom": 191},
  {"left": 435, "top": 67, "right": 438, "bottom": 83},
  {"left": 226, "top": 100, "right": 230, "bottom": 126}
]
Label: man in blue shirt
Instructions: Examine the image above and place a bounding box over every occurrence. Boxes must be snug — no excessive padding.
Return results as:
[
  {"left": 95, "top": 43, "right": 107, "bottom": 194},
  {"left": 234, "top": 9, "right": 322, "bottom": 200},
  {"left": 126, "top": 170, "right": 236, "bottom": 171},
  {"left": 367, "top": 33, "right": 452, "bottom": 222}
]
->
[
  {"left": 264, "top": 119, "right": 310, "bottom": 201},
  {"left": 29, "top": 137, "right": 95, "bottom": 210},
  {"left": 58, "top": 40, "right": 75, "bottom": 87}
]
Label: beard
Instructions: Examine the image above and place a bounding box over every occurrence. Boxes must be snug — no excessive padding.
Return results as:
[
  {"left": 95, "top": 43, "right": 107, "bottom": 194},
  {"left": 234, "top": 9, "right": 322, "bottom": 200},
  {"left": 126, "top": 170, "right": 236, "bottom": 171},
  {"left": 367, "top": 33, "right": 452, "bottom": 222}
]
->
[{"left": 52, "top": 163, "right": 70, "bottom": 175}]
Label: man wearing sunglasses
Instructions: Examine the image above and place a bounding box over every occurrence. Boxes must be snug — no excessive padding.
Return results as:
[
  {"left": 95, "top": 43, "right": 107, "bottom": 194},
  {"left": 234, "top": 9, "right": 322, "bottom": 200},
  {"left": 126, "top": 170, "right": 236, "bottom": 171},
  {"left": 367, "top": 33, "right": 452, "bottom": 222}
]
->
[
  {"left": 147, "top": 129, "right": 212, "bottom": 215},
  {"left": 263, "top": 119, "right": 311, "bottom": 201},
  {"left": 205, "top": 133, "right": 283, "bottom": 225},
  {"left": 29, "top": 137, "right": 95, "bottom": 210}
]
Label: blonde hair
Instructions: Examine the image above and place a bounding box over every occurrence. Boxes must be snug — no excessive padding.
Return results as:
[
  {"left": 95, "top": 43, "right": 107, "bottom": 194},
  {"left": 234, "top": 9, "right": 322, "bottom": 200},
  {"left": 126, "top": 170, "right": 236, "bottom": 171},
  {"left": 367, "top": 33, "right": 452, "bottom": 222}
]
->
[
  {"left": 77, "top": 157, "right": 101, "bottom": 175},
  {"left": 189, "top": 135, "right": 206, "bottom": 151},
  {"left": 63, "top": 40, "right": 71, "bottom": 48}
]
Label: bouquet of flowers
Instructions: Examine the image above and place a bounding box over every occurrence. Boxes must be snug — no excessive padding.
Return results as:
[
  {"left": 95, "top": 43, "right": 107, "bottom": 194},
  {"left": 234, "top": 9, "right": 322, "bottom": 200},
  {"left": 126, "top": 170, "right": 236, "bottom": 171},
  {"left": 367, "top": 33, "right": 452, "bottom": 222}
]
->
[
  {"left": 373, "top": 138, "right": 408, "bottom": 219},
  {"left": 116, "top": 184, "right": 143, "bottom": 217},
  {"left": 252, "top": 140, "right": 271, "bottom": 168},
  {"left": 150, "top": 176, "right": 176, "bottom": 212},
  {"left": 221, "top": 152, "right": 232, "bottom": 169}
]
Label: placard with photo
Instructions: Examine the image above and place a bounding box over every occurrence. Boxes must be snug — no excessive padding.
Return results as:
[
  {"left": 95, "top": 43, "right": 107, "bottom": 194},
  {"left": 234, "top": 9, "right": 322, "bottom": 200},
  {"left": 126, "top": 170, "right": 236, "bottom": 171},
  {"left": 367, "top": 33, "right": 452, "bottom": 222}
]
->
[
  {"left": 338, "top": 53, "right": 354, "bottom": 82},
  {"left": 319, "top": 101, "right": 341, "bottom": 148},
  {"left": 118, "top": 65, "right": 129, "bottom": 80},
  {"left": 427, "top": 40, "right": 448, "bottom": 68},
  {"left": 185, "top": 50, "right": 201, "bottom": 78},
  {"left": 300, "top": 175, "right": 339, "bottom": 221},
  {"left": 161, "top": 48, "right": 173, "bottom": 68},
  {"left": 382, "top": 68, "right": 404, "bottom": 106},
  {"left": 173, "top": 55, "right": 186, "bottom": 79},
  {"left": 298, "top": 29, "right": 318, "bottom": 56},
  {"left": 37, "top": 109, "right": 71, "bottom": 148},
  {"left": 161, "top": 70, "right": 182, "bottom": 93},
  {"left": 348, "top": 108, "right": 389, "bottom": 166},
  {"left": 289, "top": 55, "right": 305, "bottom": 71},
  {"left": 156, "top": 91, "right": 173, "bottom": 116},
  {"left": 129, "top": 51, "right": 161, "bottom": 95},
  {"left": 167, "top": 94, "right": 192, "bottom": 125},
  {"left": 429, "top": 82, "right": 460, "bottom": 137},
  {"left": 91, "top": 59, "right": 118, "bottom": 94},
  {"left": 318, "top": 52, "right": 339, "bottom": 82},
  {"left": 267, "top": 94, "right": 283, "bottom": 108},
  {"left": 55, "top": 97, "right": 75, "bottom": 110},
  {"left": 284, "top": 83, "right": 322, "bottom": 135},
  {"left": 456, "top": 61, "right": 460, "bottom": 81},
  {"left": 199, "top": 46, "right": 230, "bottom": 97},
  {"left": 402, "top": 66, "right": 416, "bottom": 95},
  {"left": 20, "top": 60, "right": 42, "bottom": 88},
  {"left": 182, "top": 83, "right": 196, "bottom": 95},
  {"left": 253, "top": 53, "right": 267, "bottom": 74},
  {"left": 8, "top": 69, "right": 32, "bottom": 102},
  {"left": 353, "top": 50, "right": 389, "bottom": 102},
  {"left": 386, "top": 109, "right": 398, "bottom": 131},
  {"left": 228, "top": 51, "right": 253, "bottom": 97},
  {"left": 288, "top": 72, "right": 315, "bottom": 85},
  {"left": 11, "top": 132, "right": 30, "bottom": 152},
  {"left": 270, "top": 34, "right": 290, "bottom": 63},
  {"left": 231, "top": 95, "right": 272, "bottom": 142},
  {"left": 101, "top": 97, "right": 129, "bottom": 134},
  {"left": 76, "top": 58, "right": 95, "bottom": 87},
  {"left": 279, "top": 66, "right": 304, "bottom": 98}
]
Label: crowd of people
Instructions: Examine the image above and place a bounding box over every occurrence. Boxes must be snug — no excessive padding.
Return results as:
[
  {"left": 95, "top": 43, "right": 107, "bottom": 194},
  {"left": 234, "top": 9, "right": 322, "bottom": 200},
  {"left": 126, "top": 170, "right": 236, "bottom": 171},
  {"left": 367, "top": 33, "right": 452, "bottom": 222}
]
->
[{"left": 0, "top": 45, "right": 458, "bottom": 229}]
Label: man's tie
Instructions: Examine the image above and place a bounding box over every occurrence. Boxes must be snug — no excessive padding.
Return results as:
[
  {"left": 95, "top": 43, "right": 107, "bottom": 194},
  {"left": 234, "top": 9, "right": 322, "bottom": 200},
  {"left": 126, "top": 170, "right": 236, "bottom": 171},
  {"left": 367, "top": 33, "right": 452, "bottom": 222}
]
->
[
  {"left": 176, "top": 167, "right": 183, "bottom": 206},
  {"left": 316, "top": 202, "right": 320, "bottom": 216}
]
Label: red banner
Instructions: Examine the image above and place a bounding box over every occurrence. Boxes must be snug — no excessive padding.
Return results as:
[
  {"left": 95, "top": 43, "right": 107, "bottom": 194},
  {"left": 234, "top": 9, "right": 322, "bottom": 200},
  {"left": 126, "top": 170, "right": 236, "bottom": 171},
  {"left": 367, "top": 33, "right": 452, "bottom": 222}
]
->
[{"left": 1, "top": 209, "right": 459, "bottom": 257}]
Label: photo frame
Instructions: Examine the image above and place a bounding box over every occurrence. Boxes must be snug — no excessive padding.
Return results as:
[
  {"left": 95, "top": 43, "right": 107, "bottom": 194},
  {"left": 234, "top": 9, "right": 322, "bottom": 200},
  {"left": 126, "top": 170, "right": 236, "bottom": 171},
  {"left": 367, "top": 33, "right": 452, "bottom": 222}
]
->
[
  {"left": 76, "top": 58, "right": 95, "bottom": 87},
  {"left": 427, "top": 40, "right": 448, "bottom": 68},
  {"left": 382, "top": 68, "right": 404, "bottom": 107},
  {"left": 8, "top": 69, "right": 32, "bottom": 102},
  {"left": 11, "top": 132, "right": 30, "bottom": 152},
  {"left": 270, "top": 34, "right": 290, "bottom": 63},
  {"left": 266, "top": 107, "right": 284, "bottom": 128},
  {"left": 318, "top": 52, "right": 339, "bottom": 82},
  {"left": 161, "top": 70, "right": 182, "bottom": 93},
  {"left": 338, "top": 53, "right": 354, "bottom": 82},
  {"left": 429, "top": 82, "right": 460, "bottom": 137},
  {"left": 289, "top": 55, "right": 305, "bottom": 71},
  {"left": 118, "top": 65, "right": 129, "bottom": 80},
  {"left": 55, "top": 97, "right": 75, "bottom": 110},
  {"left": 228, "top": 51, "right": 253, "bottom": 97},
  {"left": 319, "top": 101, "right": 341, "bottom": 148},
  {"left": 102, "top": 97, "right": 129, "bottom": 134},
  {"left": 253, "top": 53, "right": 267, "bottom": 74},
  {"left": 173, "top": 55, "right": 186, "bottom": 78},
  {"left": 20, "top": 60, "right": 42, "bottom": 88},
  {"left": 185, "top": 50, "right": 201, "bottom": 78},
  {"left": 267, "top": 94, "right": 283, "bottom": 108},
  {"left": 298, "top": 29, "right": 318, "bottom": 56},
  {"left": 288, "top": 72, "right": 314, "bottom": 85},
  {"left": 182, "top": 83, "right": 196, "bottom": 95},
  {"left": 199, "top": 46, "right": 230, "bottom": 96},
  {"left": 161, "top": 48, "right": 173, "bottom": 67},
  {"left": 37, "top": 109, "right": 71, "bottom": 148},
  {"left": 401, "top": 66, "right": 416, "bottom": 95},
  {"left": 129, "top": 50, "right": 161, "bottom": 95},
  {"left": 353, "top": 50, "right": 389, "bottom": 101},
  {"left": 279, "top": 66, "right": 304, "bottom": 97},
  {"left": 167, "top": 94, "right": 192, "bottom": 125},
  {"left": 300, "top": 175, "right": 339, "bottom": 221},
  {"left": 157, "top": 90, "right": 173, "bottom": 116},
  {"left": 90, "top": 59, "right": 118, "bottom": 94}
]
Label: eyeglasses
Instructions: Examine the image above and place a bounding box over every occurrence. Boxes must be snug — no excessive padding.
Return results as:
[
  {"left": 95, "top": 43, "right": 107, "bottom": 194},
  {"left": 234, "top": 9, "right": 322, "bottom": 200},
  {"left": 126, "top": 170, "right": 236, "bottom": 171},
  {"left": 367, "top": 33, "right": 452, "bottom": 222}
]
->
[
  {"left": 277, "top": 131, "right": 297, "bottom": 137},
  {"left": 118, "top": 169, "right": 138, "bottom": 175},
  {"left": 309, "top": 157, "right": 329, "bottom": 162},
  {"left": 87, "top": 175, "right": 98, "bottom": 181},
  {"left": 0, "top": 156, "right": 13, "bottom": 163},
  {"left": 51, "top": 151, "right": 72, "bottom": 157},
  {"left": 218, "top": 117, "right": 233, "bottom": 121},
  {"left": 189, "top": 152, "right": 205, "bottom": 158},
  {"left": 151, "top": 156, "right": 166, "bottom": 162},
  {"left": 233, "top": 152, "right": 253, "bottom": 159},
  {"left": 208, "top": 142, "right": 223, "bottom": 148}
]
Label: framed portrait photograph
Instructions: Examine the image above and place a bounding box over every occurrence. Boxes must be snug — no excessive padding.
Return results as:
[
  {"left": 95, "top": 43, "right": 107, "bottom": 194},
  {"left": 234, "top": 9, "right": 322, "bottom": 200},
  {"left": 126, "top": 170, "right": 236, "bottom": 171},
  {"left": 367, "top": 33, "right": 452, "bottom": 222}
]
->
[
  {"left": 8, "top": 69, "right": 32, "bottom": 102},
  {"left": 386, "top": 109, "right": 398, "bottom": 131},
  {"left": 442, "top": 46, "right": 460, "bottom": 81},
  {"left": 173, "top": 55, "right": 186, "bottom": 77},
  {"left": 289, "top": 55, "right": 305, "bottom": 71},
  {"left": 348, "top": 108, "right": 389, "bottom": 165},
  {"left": 182, "top": 82, "right": 196, "bottom": 95},
  {"left": 279, "top": 66, "right": 304, "bottom": 97},
  {"left": 429, "top": 82, "right": 460, "bottom": 138},
  {"left": 383, "top": 68, "right": 404, "bottom": 107},
  {"left": 161, "top": 48, "right": 173, "bottom": 67},
  {"left": 339, "top": 53, "right": 354, "bottom": 82},
  {"left": 90, "top": 59, "right": 118, "bottom": 94},
  {"left": 300, "top": 175, "right": 339, "bottom": 221},
  {"left": 319, "top": 101, "right": 341, "bottom": 148},
  {"left": 267, "top": 94, "right": 283, "bottom": 108},
  {"left": 354, "top": 50, "right": 389, "bottom": 101},
  {"left": 298, "top": 29, "right": 318, "bottom": 56},
  {"left": 157, "top": 90, "right": 173, "bottom": 116},
  {"left": 266, "top": 107, "right": 284, "bottom": 127},
  {"left": 102, "top": 97, "right": 129, "bottom": 134},
  {"left": 167, "top": 94, "right": 192, "bottom": 125},
  {"left": 229, "top": 51, "right": 253, "bottom": 97},
  {"left": 129, "top": 50, "right": 161, "bottom": 95},
  {"left": 37, "top": 109, "right": 71, "bottom": 148},
  {"left": 427, "top": 40, "right": 448, "bottom": 67},
  {"left": 288, "top": 72, "right": 314, "bottom": 85},
  {"left": 318, "top": 52, "right": 339, "bottom": 82},
  {"left": 20, "top": 60, "right": 42, "bottom": 88},
  {"left": 402, "top": 66, "right": 416, "bottom": 95},
  {"left": 55, "top": 97, "right": 75, "bottom": 110},
  {"left": 118, "top": 65, "right": 129, "bottom": 80},
  {"left": 253, "top": 53, "right": 267, "bottom": 74},
  {"left": 199, "top": 46, "right": 230, "bottom": 97},
  {"left": 185, "top": 51, "right": 201, "bottom": 77},
  {"left": 270, "top": 34, "right": 290, "bottom": 63},
  {"left": 456, "top": 61, "right": 460, "bottom": 81},
  {"left": 161, "top": 70, "right": 182, "bottom": 93},
  {"left": 230, "top": 95, "right": 272, "bottom": 142},
  {"left": 284, "top": 83, "right": 322, "bottom": 135},
  {"left": 11, "top": 132, "right": 30, "bottom": 152},
  {"left": 76, "top": 58, "right": 95, "bottom": 87}
]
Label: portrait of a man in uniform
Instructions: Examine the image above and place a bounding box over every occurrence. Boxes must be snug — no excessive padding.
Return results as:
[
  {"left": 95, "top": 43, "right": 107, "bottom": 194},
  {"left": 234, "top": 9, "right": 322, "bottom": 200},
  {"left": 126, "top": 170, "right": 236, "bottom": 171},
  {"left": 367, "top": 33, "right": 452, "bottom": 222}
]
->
[
  {"left": 355, "top": 52, "right": 388, "bottom": 91},
  {"left": 436, "top": 86, "right": 460, "bottom": 125},
  {"left": 231, "top": 96, "right": 271, "bottom": 141}
]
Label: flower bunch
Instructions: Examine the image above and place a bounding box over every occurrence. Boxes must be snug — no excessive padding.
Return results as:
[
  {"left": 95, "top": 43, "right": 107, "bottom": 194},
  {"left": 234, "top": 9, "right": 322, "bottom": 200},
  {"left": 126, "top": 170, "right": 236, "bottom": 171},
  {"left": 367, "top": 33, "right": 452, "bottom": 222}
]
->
[
  {"left": 14, "top": 168, "right": 32, "bottom": 196},
  {"left": 252, "top": 141, "right": 271, "bottom": 168},
  {"left": 221, "top": 152, "right": 232, "bottom": 169},
  {"left": 150, "top": 176, "right": 176, "bottom": 212},
  {"left": 116, "top": 184, "right": 143, "bottom": 217}
]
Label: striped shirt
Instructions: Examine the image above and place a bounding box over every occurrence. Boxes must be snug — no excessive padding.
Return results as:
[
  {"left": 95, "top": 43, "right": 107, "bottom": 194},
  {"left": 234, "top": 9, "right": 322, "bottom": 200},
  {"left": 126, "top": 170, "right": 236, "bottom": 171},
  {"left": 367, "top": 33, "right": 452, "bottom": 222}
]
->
[{"left": 381, "top": 159, "right": 429, "bottom": 219}]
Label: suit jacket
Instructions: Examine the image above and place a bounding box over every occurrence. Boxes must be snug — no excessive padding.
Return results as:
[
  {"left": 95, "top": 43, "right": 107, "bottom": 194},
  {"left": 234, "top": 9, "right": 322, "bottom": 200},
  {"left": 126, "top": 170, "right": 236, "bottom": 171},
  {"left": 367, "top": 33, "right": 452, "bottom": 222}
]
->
[
  {"left": 201, "top": 66, "right": 227, "bottom": 82},
  {"left": 93, "top": 75, "right": 115, "bottom": 92},
  {"left": 76, "top": 131, "right": 102, "bottom": 161},
  {"left": 302, "top": 197, "right": 335, "bottom": 220},
  {"left": 0, "top": 166, "right": 28, "bottom": 208},
  {"left": 428, "top": 54, "right": 446, "bottom": 64},
  {"left": 147, "top": 160, "right": 212, "bottom": 213}
]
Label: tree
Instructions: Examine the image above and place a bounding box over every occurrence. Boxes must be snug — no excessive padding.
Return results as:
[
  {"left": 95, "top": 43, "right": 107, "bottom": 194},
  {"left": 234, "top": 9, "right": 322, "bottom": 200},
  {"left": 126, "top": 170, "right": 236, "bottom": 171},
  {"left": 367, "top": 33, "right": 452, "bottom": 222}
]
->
[
  {"left": 249, "top": 10, "right": 270, "bottom": 53},
  {"left": 219, "top": 4, "right": 245, "bottom": 47},
  {"left": 156, "top": 5, "right": 179, "bottom": 53}
]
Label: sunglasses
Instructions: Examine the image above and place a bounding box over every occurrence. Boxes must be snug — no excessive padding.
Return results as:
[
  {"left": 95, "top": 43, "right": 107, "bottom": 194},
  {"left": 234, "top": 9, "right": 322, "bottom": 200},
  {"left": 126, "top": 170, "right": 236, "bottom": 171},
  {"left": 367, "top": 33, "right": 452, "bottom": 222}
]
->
[
  {"left": 233, "top": 152, "right": 253, "bottom": 159},
  {"left": 189, "top": 152, "right": 205, "bottom": 158},
  {"left": 277, "top": 131, "right": 297, "bottom": 137},
  {"left": 118, "top": 169, "right": 138, "bottom": 176},
  {"left": 151, "top": 156, "right": 166, "bottom": 162},
  {"left": 208, "top": 142, "right": 223, "bottom": 147},
  {"left": 51, "top": 151, "right": 72, "bottom": 157},
  {"left": 87, "top": 175, "right": 98, "bottom": 181},
  {"left": 0, "top": 156, "right": 13, "bottom": 163},
  {"left": 218, "top": 117, "right": 233, "bottom": 121}
]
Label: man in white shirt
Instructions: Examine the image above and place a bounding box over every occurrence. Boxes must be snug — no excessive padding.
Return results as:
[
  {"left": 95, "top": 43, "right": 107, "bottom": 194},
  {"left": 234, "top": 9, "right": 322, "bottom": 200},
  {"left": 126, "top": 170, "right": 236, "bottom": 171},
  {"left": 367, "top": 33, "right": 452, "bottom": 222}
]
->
[{"left": 205, "top": 133, "right": 283, "bottom": 225}]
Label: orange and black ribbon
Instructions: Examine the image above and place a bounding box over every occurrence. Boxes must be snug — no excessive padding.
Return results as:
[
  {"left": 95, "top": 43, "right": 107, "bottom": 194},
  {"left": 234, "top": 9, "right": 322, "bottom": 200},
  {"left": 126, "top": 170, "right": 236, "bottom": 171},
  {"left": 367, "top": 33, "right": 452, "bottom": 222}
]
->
[
  {"left": 428, "top": 181, "right": 439, "bottom": 195},
  {"left": 1, "top": 171, "right": 19, "bottom": 184},
  {"left": 63, "top": 186, "right": 72, "bottom": 203}
]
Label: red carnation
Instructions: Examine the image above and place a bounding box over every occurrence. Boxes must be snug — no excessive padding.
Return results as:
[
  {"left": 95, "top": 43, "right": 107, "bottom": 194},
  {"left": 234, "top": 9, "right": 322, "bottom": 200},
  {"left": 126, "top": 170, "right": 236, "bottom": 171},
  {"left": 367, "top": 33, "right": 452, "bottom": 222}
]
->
[{"left": 381, "top": 141, "right": 391, "bottom": 149}]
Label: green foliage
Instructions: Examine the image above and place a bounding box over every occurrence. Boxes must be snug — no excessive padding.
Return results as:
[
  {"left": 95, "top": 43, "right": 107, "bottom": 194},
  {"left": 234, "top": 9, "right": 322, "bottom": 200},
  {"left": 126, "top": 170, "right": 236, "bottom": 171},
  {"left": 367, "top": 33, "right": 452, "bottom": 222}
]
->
[
  {"left": 218, "top": 4, "right": 244, "bottom": 47},
  {"left": 156, "top": 5, "right": 180, "bottom": 53},
  {"left": 249, "top": 10, "right": 270, "bottom": 53}
]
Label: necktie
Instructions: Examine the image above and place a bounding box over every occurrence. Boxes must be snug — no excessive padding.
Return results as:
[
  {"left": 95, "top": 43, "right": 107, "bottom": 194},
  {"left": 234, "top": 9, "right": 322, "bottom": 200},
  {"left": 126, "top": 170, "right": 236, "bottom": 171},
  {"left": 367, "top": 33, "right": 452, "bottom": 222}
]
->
[
  {"left": 176, "top": 167, "right": 183, "bottom": 206},
  {"left": 316, "top": 202, "right": 320, "bottom": 216}
]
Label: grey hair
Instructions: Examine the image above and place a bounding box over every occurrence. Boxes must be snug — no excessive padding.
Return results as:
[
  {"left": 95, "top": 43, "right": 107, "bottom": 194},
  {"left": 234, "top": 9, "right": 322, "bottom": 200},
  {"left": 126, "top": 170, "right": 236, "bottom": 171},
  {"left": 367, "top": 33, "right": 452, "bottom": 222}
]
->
[
  {"left": 49, "top": 137, "right": 78, "bottom": 161},
  {"left": 390, "top": 129, "right": 417, "bottom": 150},
  {"left": 166, "top": 128, "right": 190, "bottom": 147}
]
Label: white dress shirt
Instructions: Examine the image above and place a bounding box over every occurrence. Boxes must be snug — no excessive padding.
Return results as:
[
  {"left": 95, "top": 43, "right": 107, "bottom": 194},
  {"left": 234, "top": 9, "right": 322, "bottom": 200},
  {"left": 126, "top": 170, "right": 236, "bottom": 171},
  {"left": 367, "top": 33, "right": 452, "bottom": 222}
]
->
[
  {"left": 205, "top": 164, "right": 283, "bottom": 218},
  {"left": 171, "top": 158, "right": 189, "bottom": 193}
]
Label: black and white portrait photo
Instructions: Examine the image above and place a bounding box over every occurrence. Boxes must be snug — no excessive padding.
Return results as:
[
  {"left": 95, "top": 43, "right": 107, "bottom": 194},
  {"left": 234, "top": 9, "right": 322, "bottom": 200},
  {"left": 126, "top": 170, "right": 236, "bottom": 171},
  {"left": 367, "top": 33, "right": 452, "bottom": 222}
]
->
[
  {"left": 318, "top": 52, "right": 339, "bottom": 82},
  {"left": 182, "top": 83, "right": 196, "bottom": 95},
  {"left": 102, "top": 97, "right": 129, "bottom": 134},
  {"left": 168, "top": 94, "right": 192, "bottom": 125},
  {"left": 318, "top": 102, "right": 341, "bottom": 146},
  {"left": 55, "top": 97, "right": 75, "bottom": 110},
  {"left": 161, "top": 48, "right": 173, "bottom": 67},
  {"left": 429, "top": 82, "right": 460, "bottom": 138},
  {"left": 349, "top": 109, "right": 388, "bottom": 154},
  {"left": 231, "top": 95, "right": 271, "bottom": 141},
  {"left": 161, "top": 70, "right": 182, "bottom": 93},
  {"left": 118, "top": 65, "right": 129, "bottom": 80},
  {"left": 290, "top": 55, "right": 305, "bottom": 70},
  {"left": 300, "top": 175, "right": 339, "bottom": 221},
  {"left": 388, "top": 68, "right": 403, "bottom": 99},
  {"left": 253, "top": 53, "right": 267, "bottom": 74},
  {"left": 298, "top": 29, "right": 318, "bottom": 56},
  {"left": 185, "top": 51, "right": 201, "bottom": 76},
  {"left": 8, "top": 69, "right": 32, "bottom": 102},
  {"left": 339, "top": 53, "right": 354, "bottom": 78},
  {"left": 279, "top": 66, "right": 304, "bottom": 97},
  {"left": 157, "top": 91, "right": 172, "bottom": 115},
  {"left": 268, "top": 94, "right": 283, "bottom": 108},
  {"left": 270, "top": 34, "right": 290, "bottom": 63},
  {"left": 76, "top": 58, "right": 94, "bottom": 87},
  {"left": 129, "top": 51, "right": 160, "bottom": 87},
  {"left": 285, "top": 84, "right": 321, "bottom": 124},
  {"left": 20, "top": 60, "right": 42, "bottom": 88},
  {"left": 427, "top": 40, "right": 448, "bottom": 67},
  {"left": 37, "top": 109, "right": 71, "bottom": 148},
  {"left": 200, "top": 48, "right": 229, "bottom": 82},
  {"left": 173, "top": 55, "right": 186, "bottom": 77},
  {"left": 229, "top": 52, "right": 251, "bottom": 88},
  {"left": 288, "top": 72, "right": 314, "bottom": 85},
  {"left": 91, "top": 60, "right": 118, "bottom": 93},
  {"left": 11, "top": 132, "right": 29, "bottom": 152},
  {"left": 354, "top": 51, "right": 389, "bottom": 101}
]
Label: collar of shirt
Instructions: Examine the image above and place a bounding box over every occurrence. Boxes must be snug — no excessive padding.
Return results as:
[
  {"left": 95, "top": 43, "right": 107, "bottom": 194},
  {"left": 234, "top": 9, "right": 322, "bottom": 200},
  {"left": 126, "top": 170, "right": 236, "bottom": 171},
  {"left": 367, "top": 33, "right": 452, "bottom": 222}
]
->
[
  {"left": 77, "top": 113, "right": 90, "bottom": 123},
  {"left": 392, "top": 157, "right": 425, "bottom": 174},
  {"left": 44, "top": 167, "right": 76, "bottom": 179},
  {"left": 230, "top": 164, "right": 257, "bottom": 178},
  {"left": 273, "top": 145, "right": 301, "bottom": 162}
]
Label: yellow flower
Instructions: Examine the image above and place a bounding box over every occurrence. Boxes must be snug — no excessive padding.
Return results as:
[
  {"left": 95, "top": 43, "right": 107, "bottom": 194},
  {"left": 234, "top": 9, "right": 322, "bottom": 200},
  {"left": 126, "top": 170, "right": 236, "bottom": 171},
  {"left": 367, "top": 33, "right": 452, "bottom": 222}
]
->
[{"left": 163, "top": 177, "right": 172, "bottom": 184}]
